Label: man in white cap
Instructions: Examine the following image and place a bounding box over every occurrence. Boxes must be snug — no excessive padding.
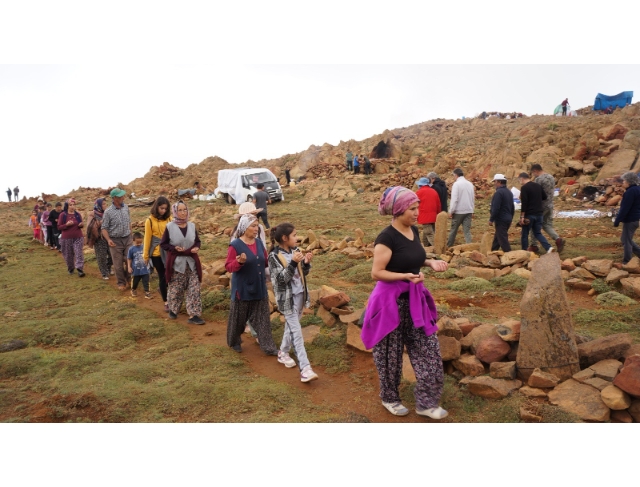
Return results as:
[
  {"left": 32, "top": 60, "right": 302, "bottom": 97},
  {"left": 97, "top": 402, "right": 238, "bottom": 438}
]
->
[
  {"left": 488, "top": 174, "right": 514, "bottom": 252},
  {"left": 415, "top": 177, "right": 441, "bottom": 247},
  {"left": 101, "top": 187, "right": 133, "bottom": 290}
]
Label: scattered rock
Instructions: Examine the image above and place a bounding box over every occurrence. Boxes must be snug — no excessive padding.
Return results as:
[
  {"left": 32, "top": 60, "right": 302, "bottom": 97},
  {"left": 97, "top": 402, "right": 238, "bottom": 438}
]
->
[
  {"left": 460, "top": 323, "right": 497, "bottom": 353},
  {"left": 582, "top": 259, "right": 613, "bottom": 277},
  {"left": 452, "top": 353, "right": 485, "bottom": 376},
  {"left": 589, "top": 359, "right": 623, "bottom": 381},
  {"left": 572, "top": 368, "right": 595, "bottom": 383},
  {"left": 519, "top": 385, "right": 548, "bottom": 398},
  {"left": 605, "top": 268, "right": 629, "bottom": 284},
  {"left": 582, "top": 377, "right": 611, "bottom": 391},
  {"left": 620, "top": 277, "right": 640, "bottom": 297},
  {"left": 475, "top": 335, "right": 511, "bottom": 364},
  {"left": 0, "top": 339, "right": 28, "bottom": 353},
  {"left": 610, "top": 410, "right": 634, "bottom": 423},
  {"left": 318, "top": 291, "right": 350, "bottom": 310},
  {"left": 338, "top": 308, "right": 364, "bottom": 324},
  {"left": 489, "top": 361, "right": 516, "bottom": 379},
  {"left": 495, "top": 320, "right": 520, "bottom": 342},
  {"left": 301, "top": 325, "right": 321, "bottom": 344},
  {"left": 577, "top": 333, "right": 632, "bottom": 368},
  {"left": 438, "top": 335, "right": 461, "bottom": 361},
  {"left": 455, "top": 266, "right": 496, "bottom": 280},
  {"left": 346, "top": 323, "right": 371, "bottom": 352},
  {"left": 436, "top": 316, "right": 464, "bottom": 340},
  {"left": 612, "top": 358, "right": 640, "bottom": 397},
  {"left": 569, "top": 268, "right": 597, "bottom": 280},
  {"left": 601, "top": 385, "right": 632, "bottom": 410},
  {"left": 547, "top": 379, "right": 610, "bottom": 422},
  {"left": 316, "top": 306, "right": 337, "bottom": 327},
  {"left": 467, "top": 376, "right": 522, "bottom": 399},
  {"left": 528, "top": 368, "right": 560, "bottom": 388},
  {"left": 520, "top": 407, "right": 543, "bottom": 422},
  {"left": 500, "top": 250, "right": 530, "bottom": 266},
  {"left": 628, "top": 400, "right": 640, "bottom": 422}
]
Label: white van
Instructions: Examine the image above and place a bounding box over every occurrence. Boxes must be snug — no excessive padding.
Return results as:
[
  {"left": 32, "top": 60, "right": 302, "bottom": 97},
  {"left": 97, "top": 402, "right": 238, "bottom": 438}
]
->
[{"left": 214, "top": 168, "right": 284, "bottom": 205}]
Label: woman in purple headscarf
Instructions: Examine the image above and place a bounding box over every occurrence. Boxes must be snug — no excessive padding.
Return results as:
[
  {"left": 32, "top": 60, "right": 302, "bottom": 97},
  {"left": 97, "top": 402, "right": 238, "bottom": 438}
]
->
[
  {"left": 362, "top": 186, "right": 450, "bottom": 419},
  {"left": 86, "top": 198, "right": 112, "bottom": 279}
]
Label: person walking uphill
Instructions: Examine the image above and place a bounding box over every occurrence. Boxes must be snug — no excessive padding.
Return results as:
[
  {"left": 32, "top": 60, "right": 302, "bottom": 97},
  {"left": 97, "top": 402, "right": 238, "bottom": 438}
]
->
[
  {"left": 268, "top": 222, "right": 319, "bottom": 382},
  {"left": 447, "top": 168, "right": 475, "bottom": 247},
  {"left": 362, "top": 186, "right": 449, "bottom": 419},
  {"left": 101, "top": 188, "right": 133, "bottom": 290},
  {"left": 58, "top": 198, "right": 86, "bottom": 277},
  {"left": 488, "top": 174, "right": 514, "bottom": 252},
  {"left": 143, "top": 196, "right": 172, "bottom": 312},
  {"left": 415, "top": 177, "right": 441, "bottom": 247},
  {"left": 225, "top": 214, "right": 279, "bottom": 355},
  {"left": 427, "top": 172, "right": 448, "bottom": 213},
  {"left": 518, "top": 172, "right": 552, "bottom": 253},
  {"left": 530, "top": 163, "right": 565, "bottom": 253},
  {"left": 613, "top": 172, "right": 640, "bottom": 266},
  {"left": 160, "top": 201, "right": 205, "bottom": 325},
  {"left": 253, "top": 183, "right": 271, "bottom": 230}
]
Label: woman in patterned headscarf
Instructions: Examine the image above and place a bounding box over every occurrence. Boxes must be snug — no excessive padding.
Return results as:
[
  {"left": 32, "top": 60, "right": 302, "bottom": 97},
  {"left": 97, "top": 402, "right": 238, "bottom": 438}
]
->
[
  {"left": 362, "top": 186, "right": 450, "bottom": 419},
  {"left": 160, "top": 200, "right": 205, "bottom": 325},
  {"left": 58, "top": 198, "right": 86, "bottom": 277},
  {"left": 86, "top": 198, "right": 112, "bottom": 279},
  {"left": 224, "top": 214, "right": 278, "bottom": 355}
]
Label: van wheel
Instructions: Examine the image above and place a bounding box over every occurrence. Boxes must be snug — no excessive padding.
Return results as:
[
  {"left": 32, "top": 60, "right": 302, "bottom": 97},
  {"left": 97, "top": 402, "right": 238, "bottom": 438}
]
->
[{"left": 226, "top": 193, "right": 235, "bottom": 204}]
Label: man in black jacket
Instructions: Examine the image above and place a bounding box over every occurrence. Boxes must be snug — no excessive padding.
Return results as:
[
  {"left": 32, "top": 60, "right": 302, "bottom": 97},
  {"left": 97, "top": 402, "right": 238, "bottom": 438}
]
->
[
  {"left": 518, "top": 172, "right": 552, "bottom": 253},
  {"left": 427, "top": 171, "right": 448, "bottom": 213},
  {"left": 488, "top": 174, "right": 514, "bottom": 251}
]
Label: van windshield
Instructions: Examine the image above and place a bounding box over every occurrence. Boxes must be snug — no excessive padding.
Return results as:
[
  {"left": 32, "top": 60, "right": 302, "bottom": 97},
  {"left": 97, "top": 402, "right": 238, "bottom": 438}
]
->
[{"left": 242, "top": 173, "right": 276, "bottom": 186}]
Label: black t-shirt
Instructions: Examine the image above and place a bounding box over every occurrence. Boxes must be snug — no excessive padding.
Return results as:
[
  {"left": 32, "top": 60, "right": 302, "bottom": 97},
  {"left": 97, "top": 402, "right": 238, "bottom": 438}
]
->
[
  {"left": 374, "top": 225, "right": 426, "bottom": 274},
  {"left": 48, "top": 209, "right": 61, "bottom": 231}
]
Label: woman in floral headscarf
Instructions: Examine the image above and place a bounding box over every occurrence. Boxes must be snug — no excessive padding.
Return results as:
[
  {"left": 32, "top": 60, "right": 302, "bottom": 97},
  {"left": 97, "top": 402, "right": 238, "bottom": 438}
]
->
[
  {"left": 160, "top": 200, "right": 205, "bottom": 325},
  {"left": 362, "top": 186, "right": 450, "bottom": 419},
  {"left": 86, "top": 198, "right": 112, "bottom": 279},
  {"left": 58, "top": 198, "right": 86, "bottom": 277},
  {"left": 224, "top": 214, "right": 278, "bottom": 355}
]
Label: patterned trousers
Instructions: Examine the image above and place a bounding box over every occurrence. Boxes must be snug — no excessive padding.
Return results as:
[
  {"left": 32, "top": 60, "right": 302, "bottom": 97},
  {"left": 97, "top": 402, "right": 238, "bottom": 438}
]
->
[
  {"left": 60, "top": 238, "right": 85, "bottom": 272},
  {"left": 94, "top": 238, "right": 111, "bottom": 277},
  {"left": 372, "top": 298, "right": 444, "bottom": 410},
  {"left": 227, "top": 297, "right": 278, "bottom": 355},
  {"left": 167, "top": 266, "right": 202, "bottom": 317}
]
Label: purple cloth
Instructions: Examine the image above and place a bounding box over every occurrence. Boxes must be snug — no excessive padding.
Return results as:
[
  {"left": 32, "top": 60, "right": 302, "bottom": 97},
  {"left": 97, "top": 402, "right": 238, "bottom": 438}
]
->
[{"left": 361, "top": 280, "right": 438, "bottom": 349}]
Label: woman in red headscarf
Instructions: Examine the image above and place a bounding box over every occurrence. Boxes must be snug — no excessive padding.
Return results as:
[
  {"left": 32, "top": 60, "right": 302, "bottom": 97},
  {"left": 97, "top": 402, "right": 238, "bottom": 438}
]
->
[{"left": 58, "top": 198, "right": 86, "bottom": 277}]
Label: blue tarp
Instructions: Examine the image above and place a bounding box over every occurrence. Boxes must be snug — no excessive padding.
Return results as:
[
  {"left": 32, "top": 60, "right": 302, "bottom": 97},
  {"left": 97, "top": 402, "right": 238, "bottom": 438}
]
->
[{"left": 593, "top": 91, "right": 633, "bottom": 111}]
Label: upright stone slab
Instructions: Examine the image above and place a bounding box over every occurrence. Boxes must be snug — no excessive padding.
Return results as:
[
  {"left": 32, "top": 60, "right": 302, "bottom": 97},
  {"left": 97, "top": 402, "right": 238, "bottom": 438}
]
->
[
  {"left": 516, "top": 252, "right": 580, "bottom": 381},
  {"left": 480, "top": 231, "right": 494, "bottom": 255},
  {"left": 433, "top": 211, "right": 449, "bottom": 255}
]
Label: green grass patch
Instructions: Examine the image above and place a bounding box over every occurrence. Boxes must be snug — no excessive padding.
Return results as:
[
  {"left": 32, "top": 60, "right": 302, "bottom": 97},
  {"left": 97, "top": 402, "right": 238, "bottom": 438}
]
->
[
  {"left": 491, "top": 273, "right": 529, "bottom": 291},
  {"left": 595, "top": 291, "right": 636, "bottom": 307},
  {"left": 448, "top": 277, "right": 494, "bottom": 293}
]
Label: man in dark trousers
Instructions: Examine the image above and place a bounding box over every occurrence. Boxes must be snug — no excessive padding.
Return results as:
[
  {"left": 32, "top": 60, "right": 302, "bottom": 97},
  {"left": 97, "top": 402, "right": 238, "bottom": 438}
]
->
[
  {"left": 613, "top": 171, "right": 640, "bottom": 266},
  {"left": 488, "top": 173, "right": 514, "bottom": 252},
  {"left": 6, "top": 187, "right": 11, "bottom": 202},
  {"left": 253, "top": 183, "right": 271, "bottom": 229},
  {"left": 561, "top": 98, "right": 569, "bottom": 116},
  {"left": 518, "top": 172, "right": 552, "bottom": 253},
  {"left": 13, "top": 186, "right": 19, "bottom": 202},
  {"left": 427, "top": 171, "right": 448, "bottom": 213},
  {"left": 529, "top": 163, "right": 565, "bottom": 253}
]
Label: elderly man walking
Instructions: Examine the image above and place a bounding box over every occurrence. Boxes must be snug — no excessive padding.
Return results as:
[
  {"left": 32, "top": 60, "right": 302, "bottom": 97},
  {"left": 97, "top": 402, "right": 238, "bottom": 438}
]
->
[
  {"left": 101, "top": 188, "right": 133, "bottom": 290},
  {"left": 415, "top": 177, "right": 441, "bottom": 247},
  {"left": 613, "top": 171, "right": 640, "bottom": 266},
  {"left": 447, "top": 168, "right": 475, "bottom": 247},
  {"left": 529, "top": 163, "right": 565, "bottom": 253},
  {"left": 488, "top": 174, "right": 514, "bottom": 252}
]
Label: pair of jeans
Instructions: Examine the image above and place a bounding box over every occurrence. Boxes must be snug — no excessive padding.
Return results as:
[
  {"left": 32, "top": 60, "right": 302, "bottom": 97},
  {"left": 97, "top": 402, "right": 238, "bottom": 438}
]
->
[
  {"left": 280, "top": 293, "right": 310, "bottom": 371},
  {"left": 256, "top": 210, "right": 270, "bottom": 229},
  {"left": 447, "top": 213, "right": 472, "bottom": 247},
  {"left": 530, "top": 206, "right": 559, "bottom": 246},
  {"left": 520, "top": 214, "right": 550, "bottom": 251},
  {"left": 620, "top": 220, "right": 640, "bottom": 264}
]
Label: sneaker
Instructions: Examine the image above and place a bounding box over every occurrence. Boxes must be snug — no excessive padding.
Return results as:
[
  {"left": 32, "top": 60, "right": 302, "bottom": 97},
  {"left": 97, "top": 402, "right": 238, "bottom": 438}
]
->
[
  {"left": 144, "top": 291, "right": 153, "bottom": 299},
  {"left": 168, "top": 311, "right": 177, "bottom": 319},
  {"left": 527, "top": 245, "right": 539, "bottom": 253},
  {"left": 555, "top": 238, "right": 565, "bottom": 253},
  {"left": 187, "top": 315, "right": 205, "bottom": 325},
  {"left": 109, "top": 268, "right": 115, "bottom": 275},
  {"left": 300, "top": 366, "right": 318, "bottom": 382},
  {"left": 68, "top": 268, "right": 75, "bottom": 275},
  {"left": 416, "top": 406, "right": 449, "bottom": 420},
  {"left": 277, "top": 351, "right": 296, "bottom": 368},
  {"left": 77, "top": 269, "right": 85, "bottom": 277},
  {"left": 102, "top": 275, "right": 109, "bottom": 280},
  {"left": 131, "top": 289, "right": 137, "bottom": 297},
  {"left": 548, "top": 247, "right": 555, "bottom": 253},
  {"left": 382, "top": 401, "right": 409, "bottom": 416}
]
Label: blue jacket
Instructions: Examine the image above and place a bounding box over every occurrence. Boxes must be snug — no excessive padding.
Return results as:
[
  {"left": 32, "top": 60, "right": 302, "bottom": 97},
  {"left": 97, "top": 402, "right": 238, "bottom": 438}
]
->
[
  {"left": 614, "top": 184, "right": 640, "bottom": 226},
  {"left": 489, "top": 185, "right": 515, "bottom": 223}
]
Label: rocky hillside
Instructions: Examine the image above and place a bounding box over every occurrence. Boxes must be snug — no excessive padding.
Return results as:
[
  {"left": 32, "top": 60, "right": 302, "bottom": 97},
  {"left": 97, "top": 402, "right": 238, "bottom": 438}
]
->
[{"left": 121, "top": 103, "right": 640, "bottom": 198}]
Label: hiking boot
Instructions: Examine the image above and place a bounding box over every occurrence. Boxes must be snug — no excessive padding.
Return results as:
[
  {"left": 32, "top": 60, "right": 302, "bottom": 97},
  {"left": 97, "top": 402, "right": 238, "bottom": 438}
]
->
[
  {"left": 77, "top": 269, "right": 85, "bottom": 277},
  {"left": 187, "top": 316, "right": 205, "bottom": 325},
  {"left": 277, "top": 351, "right": 297, "bottom": 368},
  {"left": 527, "top": 246, "right": 539, "bottom": 253},
  {"left": 300, "top": 366, "right": 318, "bottom": 383},
  {"left": 131, "top": 289, "right": 137, "bottom": 297},
  {"left": 555, "top": 237, "right": 565, "bottom": 253},
  {"left": 416, "top": 406, "right": 449, "bottom": 420},
  {"left": 168, "top": 311, "right": 177, "bottom": 319},
  {"left": 144, "top": 291, "right": 152, "bottom": 299},
  {"left": 382, "top": 401, "right": 409, "bottom": 416}
]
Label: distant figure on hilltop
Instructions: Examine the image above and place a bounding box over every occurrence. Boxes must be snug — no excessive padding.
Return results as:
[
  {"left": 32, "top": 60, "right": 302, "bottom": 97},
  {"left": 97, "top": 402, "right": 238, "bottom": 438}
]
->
[
  {"left": 6, "top": 187, "right": 11, "bottom": 202},
  {"left": 561, "top": 98, "right": 569, "bottom": 116},
  {"left": 13, "top": 186, "right": 19, "bottom": 202},
  {"left": 345, "top": 151, "right": 353, "bottom": 172}
]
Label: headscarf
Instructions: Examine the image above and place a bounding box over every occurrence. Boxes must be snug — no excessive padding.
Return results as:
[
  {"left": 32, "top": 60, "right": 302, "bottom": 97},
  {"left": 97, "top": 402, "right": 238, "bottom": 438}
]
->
[
  {"left": 63, "top": 198, "right": 76, "bottom": 213},
  {"left": 236, "top": 214, "right": 257, "bottom": 237},
  {"left": 171, "top": 201, "right": 189, "bottom": 225},
  {"left": 94, "top": 198, "right": 105, "bottom": 218},
  {"left": 378, "top": 186, "right": 419, "bottom": 218}
]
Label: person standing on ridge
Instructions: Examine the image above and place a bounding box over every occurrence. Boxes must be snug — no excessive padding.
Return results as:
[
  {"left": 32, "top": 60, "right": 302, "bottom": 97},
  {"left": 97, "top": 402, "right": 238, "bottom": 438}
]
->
[
  {"left": 13, "top": 186, "right": 19, "bottom": 202},
  {"left": 447, "top": 168, "right": 475, "bottom": 248},
  {"left": 345, "top": 150, "right": 354, "bottom": 172},
  {"left": 488, "top": 174, "right": 514, "bottom": 252},
  {"left": 6, "top": 188, "right": 11, "bottom": 202},
  {"left": 529, "top": 164, "right": 565, "bottom": 253},
  {"left": 561, "top": 98, "right": 569, "bottom": 116}
]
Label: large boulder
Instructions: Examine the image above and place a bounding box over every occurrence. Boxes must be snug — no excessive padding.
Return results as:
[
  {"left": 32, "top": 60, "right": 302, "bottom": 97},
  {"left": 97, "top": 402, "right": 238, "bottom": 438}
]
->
[
  {"left": 516, "top": 253, "right": 580, "bottom": 381},
  {"left": 500, "top": 250, "right": 531, "bottom": 266},
  {"left": 528, "top": 368, "right": 560, "bottom": 388},
  {"left": 460, "top": 324, "right": 498, "bottom": 353},
  {"left": 582, "top": 259, "right": 613, "bottom": 277},
  {"left": 475, "top": 335, "right": 511, "bottom": 364},
  {"left": 452, "top": 353, "right": 485, "bottom": 376},
  {"left": 600, "top": 385, "right": 632, "bottom": 410},
  {"left": 467, "top": 376, "right": 522, "bottom": 399},
  {"left": 577, "top": 333, "right": 632, "bottom": 368},
  {"left": 612, "top": 358, "right": 640, "bottom": 397},
  {"left": 596, "top": 149, "right": 637, "bottom": 181},
  {"left": 490, "top": 361, "right": 516, "bottom": 379},
  {"left": 437, "top": 316, "right": 464, "bottom": 340},
  {"left": 438, "top": 335, "right": 461, "bottom": 361},
  {"left": 547, "top": 379, "right": 610, "bottom": 422}
]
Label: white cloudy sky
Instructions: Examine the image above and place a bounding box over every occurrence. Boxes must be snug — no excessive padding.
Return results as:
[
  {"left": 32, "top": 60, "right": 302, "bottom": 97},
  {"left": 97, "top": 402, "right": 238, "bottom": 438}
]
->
[{"left": 1, "top": 2, "right": 638, "bottom": 199}]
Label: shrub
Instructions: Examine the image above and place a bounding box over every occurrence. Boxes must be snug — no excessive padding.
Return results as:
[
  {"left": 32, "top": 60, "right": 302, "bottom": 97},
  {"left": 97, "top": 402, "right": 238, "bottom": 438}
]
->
[
  {"left": 448, "top": 277, "right": 494, "bottom": 293},
  {"left": 595, "top": 291, "right": 636, "bottom": 307}
]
